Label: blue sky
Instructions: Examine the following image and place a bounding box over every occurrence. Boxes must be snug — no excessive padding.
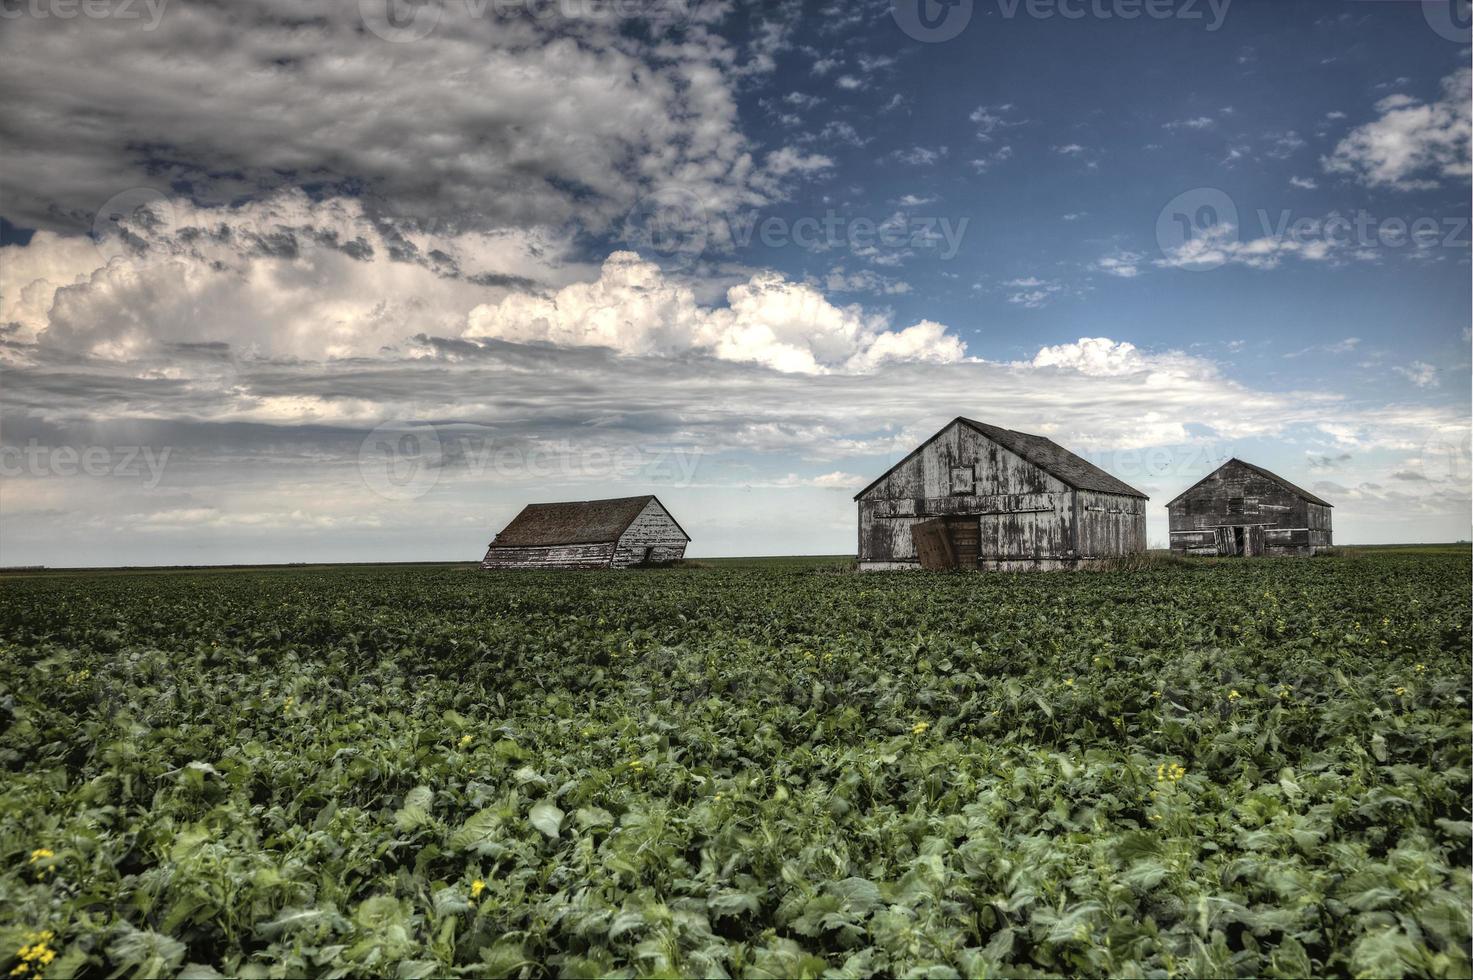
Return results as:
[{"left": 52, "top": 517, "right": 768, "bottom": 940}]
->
[{"left": 0, "top": 0, "right": 1468, "bottom": 564}]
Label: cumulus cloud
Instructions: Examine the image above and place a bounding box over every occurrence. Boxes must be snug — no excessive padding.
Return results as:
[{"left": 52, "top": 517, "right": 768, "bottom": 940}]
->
[
  {"left": 2, "top": 192, "right": 577, "bottom": 361},
  {"left": 0, "top": 0, "right": 817, "bottom": 236},
  {"left": 1323, "top": 68, "right": 1471, "bottom": 190},
  {"left": 466, "top": 252, "right": 966, "bottom": 374}
]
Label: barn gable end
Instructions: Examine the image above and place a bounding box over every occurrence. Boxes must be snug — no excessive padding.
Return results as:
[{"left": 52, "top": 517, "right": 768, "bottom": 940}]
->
[
  {"left": 1167, "top": 458, "right": 1332, "bottom": 557},
  {"left": 855, "top": 418, "right": 1147, "bottom": 571},
  {"left": 481, "top": 495, "right": 689, "bottom": 570}
]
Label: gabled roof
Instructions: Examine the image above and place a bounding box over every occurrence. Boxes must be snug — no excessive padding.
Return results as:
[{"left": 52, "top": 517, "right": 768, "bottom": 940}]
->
[
  {"left": 489, "top": 495, "right": 689, "bottom": 547},
  {"left": 1166, "top": 458, "right": 1333, "bottom": 508},
  {"left": 854, "top": 417, "right": 1149, "bottom": 501}
]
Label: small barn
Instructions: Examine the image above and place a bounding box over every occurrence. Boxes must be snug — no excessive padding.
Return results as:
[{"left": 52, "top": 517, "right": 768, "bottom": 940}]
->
[
  {"left": 480, "top": 495, "right": 689, "bottom": 570},
  {"left": 1167, "top": 458, "right": 1332, "bottom": 557},
  {"left": 855, "top": 417, "right": 1148, "bottom": 571}
]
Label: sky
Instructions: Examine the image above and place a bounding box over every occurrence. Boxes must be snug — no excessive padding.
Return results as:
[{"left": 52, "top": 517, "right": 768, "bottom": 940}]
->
[{"left": 0, "top": 0, "right": 1469, "bottom": 565}]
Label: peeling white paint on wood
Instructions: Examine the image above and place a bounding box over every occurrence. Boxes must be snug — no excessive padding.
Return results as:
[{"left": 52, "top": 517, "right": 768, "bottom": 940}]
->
[{"left": 855, "top": 418, "right": 1147, "bottom": 571}]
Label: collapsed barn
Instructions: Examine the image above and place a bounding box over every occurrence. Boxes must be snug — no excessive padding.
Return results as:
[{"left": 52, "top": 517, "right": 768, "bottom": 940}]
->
[
  {"left": 1167, "top": 458, "right": 1333, "bottom": 556},
  {"left": 480, "top": 495, "right": 689, "bottom": 570},
  {"left": 854, "top": 417, "right": 1149, "bottom": 571}
]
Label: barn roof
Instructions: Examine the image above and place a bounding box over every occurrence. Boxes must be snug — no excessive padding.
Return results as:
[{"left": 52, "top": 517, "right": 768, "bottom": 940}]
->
[
  {"left": 1166, "top": 458, "right": 1333, "bottom": 508},
  {"left": 853, "top": 417, "right": 1149, "bottom": 500},
  {"left": 489, "top": 495, "right": 689, "bottom": 547}
]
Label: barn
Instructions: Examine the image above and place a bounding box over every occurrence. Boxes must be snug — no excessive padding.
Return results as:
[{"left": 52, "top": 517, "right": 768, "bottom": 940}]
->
[
  {"left": 1167, "top": 458, "right": 1332, "bottom": 557},
  {"left": 480, "top": 495, "right": 690, "bottom": 570},
  {"left": 854, "top": 417, "right": 1148, "bottom": 571}
]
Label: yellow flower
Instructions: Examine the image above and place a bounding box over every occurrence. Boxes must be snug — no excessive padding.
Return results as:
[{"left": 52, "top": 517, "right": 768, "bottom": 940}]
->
[
  {"left": 1415, "top": 663, "right": 1426, "bottom": 672},
  {"left": 628, "top": 759, "right": 645, "bottom": 772},
  {"left": 11, "top": 933, "right": 57, "bottom": 978},
  {"left": 470, "top": 879, "right": 486, "bottom": 899},
  {"left": 1064, "top": 678, "right": 1074, "bottom": 687},
  {"left": 458, "top": 734, "right": 473, "bottom": 748},
  {"left": 1149, "top": 813, "right": 1162, "bottom": 822},
  {"left": 1151, "top": 690, "right": 1162, "bottom": 699},
  {"left": 28, "top": 849, "right": 53, "bottom": 864},
  {"left": 1227, "top": 690, "right": 1241, "bottom": 701},
  {"left": 910, "top": 721, "right": 929, "bottom": 735},
  {"left": 282, "top": 696, "right": 294, "bottom": 712},
  {"left": 1277, "top": 686, "right": 1290, "bottom": 699},
  {"left": 1156, "top": 763, "right": 1186, "bottom": 782},
  {"left": 1395, "top": 686, "right": 1407, "bottom": 696}
]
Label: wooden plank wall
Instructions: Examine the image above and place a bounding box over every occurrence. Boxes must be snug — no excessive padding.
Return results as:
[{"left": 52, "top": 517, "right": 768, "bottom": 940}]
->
[
  {"left": 611, "top": 499, "right": 689, "bottom": 567},
  {"left": 1075, "top": 490, "right": 1148, "bottom": 558},
  {"left": 1167, "top": 460, "right": 1328, "bottom": 556},
  {"left": 481, "top": 542, "right": 617, "bottom": 570},
  {"left": 857, "top": 421, "right": 1072, "bottom": 565}
]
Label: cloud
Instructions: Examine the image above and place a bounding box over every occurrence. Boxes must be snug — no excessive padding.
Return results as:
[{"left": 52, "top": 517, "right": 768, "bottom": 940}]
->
[
  {"left": 1095, "top": 250, "right": 1144, "bottom": 278},
  {"left": 1323, "top": 68, "right": 1471, "bottom": 190},
  {"left": 970, "top": 103, "right": 1023, "bottom": 141},
  {"left": 1164, "top": 116, "right": 1215, "bottom": 130},
  {"left": 1003, "top": 277, "right": 1064, "bottom": 308},
  {"left": 1156, "top": 223, "right": 1341, "bottom": 271},
  {"left": 969, "top": 146, "right": 1014, "bottom": 174},
  {"left": 466, "top": 251, "right": 966, "bottom": 374},
  {"left": 0, "top": 0, "right": 811, "bottom": 239},
  {"left": 1289, "top": 176, "right": 1318, "bottom": 190},
  {"left": 1054, "top": 144, "right": 1087, "bottom": 156},
  {"left": 1284, "top": 337, "right": 1360, "bottom": 358},
  {"left": 892, "top": 146, "right": 948, "bottom": 166},
  {"left": 1394, "top": 361, "right": 1439, "bottom": 388}
]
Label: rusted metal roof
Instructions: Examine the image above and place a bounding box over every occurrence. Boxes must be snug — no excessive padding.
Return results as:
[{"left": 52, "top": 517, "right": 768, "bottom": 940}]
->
[
  {"left": 853, "top": 417, "right": 1148, "bottom": 500},
  {"left": 489, "top": 495, "right": 689, "bottom": 547},
  {"left": 1166, "top": 458, "right": 1333, "bottom": 508}
]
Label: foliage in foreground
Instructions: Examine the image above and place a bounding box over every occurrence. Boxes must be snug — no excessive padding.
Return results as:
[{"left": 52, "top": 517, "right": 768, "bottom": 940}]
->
[{"left": 0, "top": 553, "right": 1469, "bottom": 978}]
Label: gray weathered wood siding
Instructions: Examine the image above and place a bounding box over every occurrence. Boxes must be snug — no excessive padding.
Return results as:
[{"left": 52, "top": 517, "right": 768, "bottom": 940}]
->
[
  {"left": 611, "top": 499, "right": 689, "bottom": 567},
  {"left": 858, "top": 422, "right": 1071, "bottom": 565},
  {"left": 1075, "top": 490, "right": 1148, "bottom": 558},
  {"left": 857, "top": 420, "right": 1145, "bottom": 569},
  {"left": 481, "top": 542, "right": 617, "bottom": 569},
  {"left": 1168, "top": 459, "right": 1331, "bottom": 556}
]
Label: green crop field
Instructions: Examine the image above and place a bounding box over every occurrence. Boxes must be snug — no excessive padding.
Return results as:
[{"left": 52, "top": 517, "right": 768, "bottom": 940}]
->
[{"left": 1, "top": 552, "right": 1469, "bottom": 978}]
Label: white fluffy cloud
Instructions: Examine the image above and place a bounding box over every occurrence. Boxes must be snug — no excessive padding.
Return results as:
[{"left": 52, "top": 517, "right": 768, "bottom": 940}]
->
[
  {"left": 467, "top": 251, "right": 967, "bottom": 374},
  {"left": 1324, "top": 68, "right": 1471, "bottom": 190},
  {"left": 2, "top": 192, "right": 580, "bottom": 361}
]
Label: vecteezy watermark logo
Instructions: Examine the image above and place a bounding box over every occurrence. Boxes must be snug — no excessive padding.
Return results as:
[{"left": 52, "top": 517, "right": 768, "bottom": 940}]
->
[
  {"left": 358, "top": 0, "right": 441, "bottom": 42},
  {"left": 0, "top": 0, "right": 170, "bottom": 29},
  {"left": 92, "top": 187, "right": 176, "bottom": 264},
  {"left": 894, "top": 0, "right": 1230, "bottom": 40},
  {"left": 359, "top": 421, "right": 443, "bottom": 501},
  {"left": 1419, "top": 430, "right": 1471, "bottom": 484},
  {"left": 0, "top": 441, "right": 172, "bottom": 489},
  {"left": 1156, "top": 187, "right": 1240, "bottom": 271},
  {"left": 357, "top": 422, "right": 705, "bottom": 501},
  {"left": 620, "top": 188, "right": 710, "bottom": 271},
  {"left": 1422, "top": 0, "right": 1470, "bottom": 42},
  {"left": 1157, "top": 187, "right": 1471, "bottom": 271},
  {"left": 892, "top": 0, "right": 974, "bottom": 41}
]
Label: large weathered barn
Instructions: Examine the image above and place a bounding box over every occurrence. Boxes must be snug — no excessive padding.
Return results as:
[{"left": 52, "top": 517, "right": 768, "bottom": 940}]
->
[
  {"left": 480, "top": 495, "right": 689, "bottom": 570},
  {"left": 855, "top": 417, "right": 1149, "bottom": 571},
  {"left": 1167, "top": 459, "right": 1332, "bottom": 556}
]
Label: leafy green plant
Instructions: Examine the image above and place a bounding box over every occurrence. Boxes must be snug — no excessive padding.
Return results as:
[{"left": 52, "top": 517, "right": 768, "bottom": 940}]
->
[{"left": 0, "top": 553, "right": 1468, "bottom": 977}]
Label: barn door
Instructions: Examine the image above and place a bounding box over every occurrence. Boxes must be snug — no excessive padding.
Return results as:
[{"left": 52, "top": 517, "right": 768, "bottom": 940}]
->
[
  {"left": 1213, "top": 526, "right": 1236, "bottom": 556},
  {"left": 1243, "top": 526, "right": 1264, "bottom": 557}
]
